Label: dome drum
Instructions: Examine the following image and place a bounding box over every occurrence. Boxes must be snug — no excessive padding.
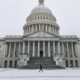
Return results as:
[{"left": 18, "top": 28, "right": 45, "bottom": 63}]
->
[
  {"left": 26, "top": 14, "right": 56, "bottom": 22},
  {"left": 23, "top": 23, "right": 59, "bottom": 36}
]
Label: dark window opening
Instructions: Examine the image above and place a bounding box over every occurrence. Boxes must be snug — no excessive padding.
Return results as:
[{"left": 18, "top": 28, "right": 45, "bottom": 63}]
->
[
  {"left": 14, "top": 60, "right": 17, "bottom": 68},
  {"left": 9, "top": 61, "right": 12, "bottom": 67},
  {"left": 70, "top": 60, "right": 73, "bottom": 67},
  {"left": 4, "top": 60, "right": 7, "bottom": 67},
  {"left": 66, "top": 60, "right": 68, "bottom": 67}
]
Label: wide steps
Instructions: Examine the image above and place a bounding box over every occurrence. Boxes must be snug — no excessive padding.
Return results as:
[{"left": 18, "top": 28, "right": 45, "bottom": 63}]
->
[
  {"left": 28, "top": 57, "right": 55, "bottom": 65},
  {"left": 20, "top": 57, "right": 64, "bottom": 69}
]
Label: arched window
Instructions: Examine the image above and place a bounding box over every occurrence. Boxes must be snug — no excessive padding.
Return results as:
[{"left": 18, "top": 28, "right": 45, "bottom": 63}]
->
[
  {"left": 70, "top": 60, "right": 73, "bottom": 67},
  {"left": 4, "top": 60, "right": 7, "bottom": 67},
  {"left": 9, "top": 60, "right": 12, "bottom": 67},
  {"left": 66, "top": 60, "right": 68, "bottom": 67},
  {"left": 38, "top": 16, "right": 39, "bottom": 19},
  {"left": 43, "top": 16, "right": 45, "bottom": 20},
  {"left": 14, "top": 60, "right": 17, "bottom": 68}
]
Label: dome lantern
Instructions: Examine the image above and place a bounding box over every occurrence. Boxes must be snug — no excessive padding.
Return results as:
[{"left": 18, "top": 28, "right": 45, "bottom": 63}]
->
[{"left": 38, "top": 0, "right": 44, "bottom": 5}]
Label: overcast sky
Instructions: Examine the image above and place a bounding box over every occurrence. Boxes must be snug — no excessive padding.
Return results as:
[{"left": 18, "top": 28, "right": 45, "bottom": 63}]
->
[{"left": 0, "top": 0, "right": 80, "bottom": 37}]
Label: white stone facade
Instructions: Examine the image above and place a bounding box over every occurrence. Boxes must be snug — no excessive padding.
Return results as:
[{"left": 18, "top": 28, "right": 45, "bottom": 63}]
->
[{"left": 0, "top": 0, "right": 80, "bottom": 68}]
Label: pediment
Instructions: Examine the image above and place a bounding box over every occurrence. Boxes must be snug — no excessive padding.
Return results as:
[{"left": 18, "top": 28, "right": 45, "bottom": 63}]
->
[{"left": 26, "top": 32, "right": 56, "bottom": 38}]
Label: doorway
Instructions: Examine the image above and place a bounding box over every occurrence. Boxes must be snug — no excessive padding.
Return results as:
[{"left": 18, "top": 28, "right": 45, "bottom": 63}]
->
[{"left": 40, "top": 51, "right": 43, "bottom": 57}]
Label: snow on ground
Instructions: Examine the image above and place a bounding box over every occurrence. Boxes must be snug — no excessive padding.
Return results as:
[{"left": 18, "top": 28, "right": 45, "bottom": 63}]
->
[{"left": 0, "top": 68, "right": 80, "bottom": 80}]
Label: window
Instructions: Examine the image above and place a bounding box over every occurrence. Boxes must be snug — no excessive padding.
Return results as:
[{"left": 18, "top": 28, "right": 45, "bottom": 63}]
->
[
  {"left": 41, "top": 16, "right": 42, "bottom": 19},
  {"left": 43, "top": 16, "right": 45, "bottom": 20},
  {"left": 70, "top": 60, "right": 73, "bottom": 67},
  {"left": 14, "top": 60, "right": 17, "bottom": 68},
  {"left": 9, "top": 61, "right": 12, "bottom": 67},
  {"left": 4, "top": 60, "right": 7, "bottom": 67},
  {"left": 38, "top": 16, "right": 39, "bottom": 19},
  {"left": 66, "top": 60, "right": 68, "bottom": 67}
]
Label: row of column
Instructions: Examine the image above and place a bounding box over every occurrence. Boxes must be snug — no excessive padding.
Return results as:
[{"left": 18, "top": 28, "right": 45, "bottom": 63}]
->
[
  {"left": 5, "top": 41, "right": 77, "bottom": 58},
  {"left": 64, "top": 42, "right": 77, "bottom": 57},
  {"left": 24, "top": 24, "right": 59, "bottom": 35},
  {"left": 5, "top": 42, "right": 21, "bottom": 57},
  {"left": 23, "top": 41, "right": 61, "bottom": 57}
]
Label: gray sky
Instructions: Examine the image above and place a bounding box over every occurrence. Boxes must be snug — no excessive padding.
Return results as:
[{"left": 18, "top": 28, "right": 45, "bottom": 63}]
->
[{"left": 0, "top": 0, "right": 80, "bottom": 37}]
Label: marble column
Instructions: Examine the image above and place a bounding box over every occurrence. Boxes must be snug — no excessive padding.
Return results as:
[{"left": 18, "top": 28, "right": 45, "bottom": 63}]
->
[
  {"left": 29, "top": 26, "right": 30, "bottom": 34},
  {"left": 73, "top": 60, "right": 75, "bottom": 67},
  {"left": 38, "top": 41, "right": 40, "bottom": 57},
  {"left": 28, "top": 41, "right": 30, "bottom": 55},
  {"left": 62, "top": 43, "right": 64, "bottom": 55},
  {"left": 9, "top": 43, "right": 11, "bottom": 57},
  {"left": 7, "top": 60, "right": 9, "bottom": 68},
  {"left": 12, "top": 61, "right": 14, "bottom": 68},
  {"left": 75, "top": 43, "right": 78, "bottom": 57},
  {"left": 58, "top": 42, "right": 60, "bottom": 54},
  {"left": 46, "top": 24, "right": 47, "bottom": 32},
  {"left": 72, "top": 42, "right": 74, "bottom": 57},
  {"left": 48, "top": 41, "right": 50, "bottom": 57},
  {"left": 18, "top": 42, "right": 21, "bottom": 56},
  {"left": 43, "top": 41, "right": 45, "bottom": 57},
  {"left": 67, "top": 43, "right": 69, "bottom": 57},
  {"left": 33, "top": 41, "right": 35, "bottom": 57},
  {"left": 35, "top": 24, "right": 37, "bottom": 32},
  {"left": 53, "top": 42, "right": 55, "bottom": 55},
  {"left": 54, "top": 27, "right": 56, "bottom": 34},
  {"left": 13, "top": 42, "right": 16, "bottom": 57},
  {"left": 32, "top": 25, "right": 34, "bottom": 33},
  {"left": 23, "top": 42, "right": 25, "bottom": 54},
  {"left": 5, "top": 43, "right": 8, "bottom": 57},
  {"left": 39, "top": 24, "right": 40, "bottom": 32}
]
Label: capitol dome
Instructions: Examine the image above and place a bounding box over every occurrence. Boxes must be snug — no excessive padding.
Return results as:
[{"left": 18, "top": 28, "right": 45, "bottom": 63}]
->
[
  {"left": 23, "top": 0, "right": 59, "bottom": 36},
  {"left": 31, "top": 0, "right": 52, "bottom": 14},
  {"left": 31, "top": 4, "right": 52, "bottom": 15}
]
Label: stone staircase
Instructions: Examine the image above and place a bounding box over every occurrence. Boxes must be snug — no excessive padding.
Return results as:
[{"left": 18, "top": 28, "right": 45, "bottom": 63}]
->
[{"left": 21, "top": 57, "right": 64, "bottom": 69}]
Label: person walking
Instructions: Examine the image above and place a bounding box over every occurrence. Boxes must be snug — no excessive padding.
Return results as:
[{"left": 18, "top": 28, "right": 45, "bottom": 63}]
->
[{"left": 39, "top": 64, "right": 43, "bottom": 72}]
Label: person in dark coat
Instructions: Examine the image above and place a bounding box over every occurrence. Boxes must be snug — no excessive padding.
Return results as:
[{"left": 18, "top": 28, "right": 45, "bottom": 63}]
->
[{"left": 39, "top": 64, "right": 43, "bottom": 72}]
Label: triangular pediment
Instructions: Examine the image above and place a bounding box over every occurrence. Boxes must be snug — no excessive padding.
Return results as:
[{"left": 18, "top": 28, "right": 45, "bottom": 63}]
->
[{"left": 25, "top": 32, "right": 57, "bottom": 38}]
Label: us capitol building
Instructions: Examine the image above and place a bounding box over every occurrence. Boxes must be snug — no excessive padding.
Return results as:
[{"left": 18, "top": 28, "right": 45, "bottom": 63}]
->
[{"left": 0, "top": 0, "right": 80, "bottom": 68}]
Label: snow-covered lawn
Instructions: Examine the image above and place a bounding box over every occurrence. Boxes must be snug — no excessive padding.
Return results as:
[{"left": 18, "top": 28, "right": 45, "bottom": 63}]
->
[{"left": 0, "top": 68, "right": 80, "bottom": 80}]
